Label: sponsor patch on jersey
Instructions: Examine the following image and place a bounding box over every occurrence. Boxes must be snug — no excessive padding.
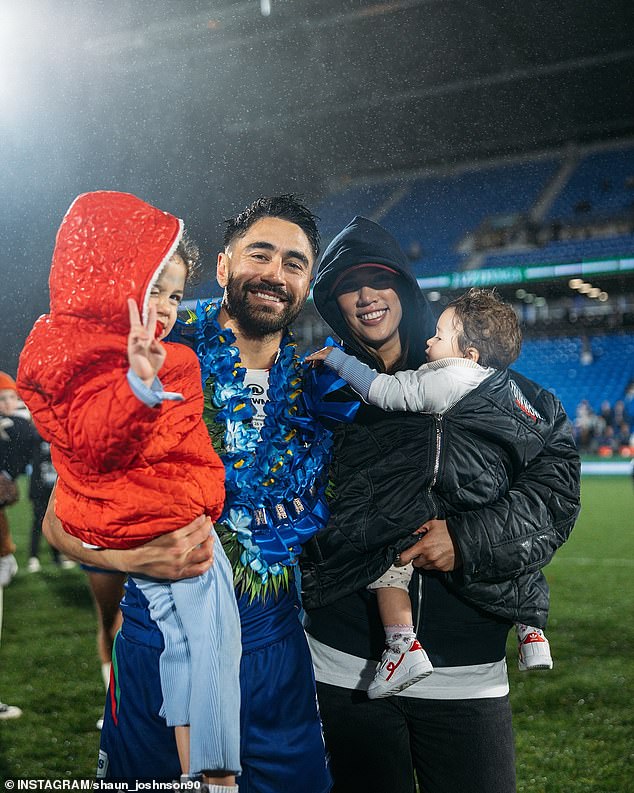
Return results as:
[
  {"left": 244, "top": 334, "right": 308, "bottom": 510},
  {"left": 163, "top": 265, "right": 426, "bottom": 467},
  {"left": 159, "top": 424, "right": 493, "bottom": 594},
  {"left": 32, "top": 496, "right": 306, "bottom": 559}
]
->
[
  {"left": 510, "top": 379, "right": 543, "bottom": 422},
  {"left": 96, "top": 748, "right": 109, "bottom": 779}
]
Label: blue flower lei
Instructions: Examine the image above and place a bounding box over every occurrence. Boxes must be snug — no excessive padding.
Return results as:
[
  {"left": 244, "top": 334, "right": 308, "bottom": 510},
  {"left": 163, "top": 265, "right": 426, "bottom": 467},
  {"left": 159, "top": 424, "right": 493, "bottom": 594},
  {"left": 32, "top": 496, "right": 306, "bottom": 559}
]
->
[{"left": 186, "top": 299, "right": 338, "bottom": 600}]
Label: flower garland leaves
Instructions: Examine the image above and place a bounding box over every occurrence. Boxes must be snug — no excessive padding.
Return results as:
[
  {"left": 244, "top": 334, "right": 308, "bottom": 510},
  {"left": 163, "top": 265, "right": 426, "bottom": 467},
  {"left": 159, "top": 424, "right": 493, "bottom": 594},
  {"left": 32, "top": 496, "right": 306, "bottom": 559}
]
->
[
  {"left": 216, "top": 520, "right": 290, "bottom": 601},
  {"left": 185, "top": 300, "right": 334, "bottom": 602}
]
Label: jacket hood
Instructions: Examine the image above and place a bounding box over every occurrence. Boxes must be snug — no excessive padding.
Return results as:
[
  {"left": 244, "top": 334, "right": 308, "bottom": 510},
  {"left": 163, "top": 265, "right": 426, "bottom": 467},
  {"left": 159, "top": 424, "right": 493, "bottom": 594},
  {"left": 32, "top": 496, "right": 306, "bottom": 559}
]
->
[
  {"left": 49, "top": 191, "right": 183, "bottom": 332},
  {"left": 312, "top": 216, "right": 436, "bottom": 368}
]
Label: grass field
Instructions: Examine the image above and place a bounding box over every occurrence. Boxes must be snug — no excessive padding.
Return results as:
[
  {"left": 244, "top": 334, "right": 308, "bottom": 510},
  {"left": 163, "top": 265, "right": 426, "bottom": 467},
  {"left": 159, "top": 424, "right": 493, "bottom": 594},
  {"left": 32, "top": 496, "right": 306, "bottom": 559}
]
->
[{"left": 0, "top": 476, "right": 633, "bottom": 790}]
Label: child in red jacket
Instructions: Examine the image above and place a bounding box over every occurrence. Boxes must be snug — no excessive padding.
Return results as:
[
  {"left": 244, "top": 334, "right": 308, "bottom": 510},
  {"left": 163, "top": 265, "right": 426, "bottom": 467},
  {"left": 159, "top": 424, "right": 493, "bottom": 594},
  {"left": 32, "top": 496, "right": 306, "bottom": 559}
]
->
[{"left": 18, "top": 192, "right": 241, "bottom": 790}]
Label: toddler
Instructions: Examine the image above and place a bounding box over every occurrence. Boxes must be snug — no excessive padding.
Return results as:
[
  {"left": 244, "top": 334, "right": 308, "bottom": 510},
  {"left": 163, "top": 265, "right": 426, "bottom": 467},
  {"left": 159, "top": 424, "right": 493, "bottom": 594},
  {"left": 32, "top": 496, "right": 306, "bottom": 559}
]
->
[
  {"left": 18, "top": 191, "right": 241, "bottom": 790},
  {"left": 308, "top": 288, "right": 554, "bottom": 699}
]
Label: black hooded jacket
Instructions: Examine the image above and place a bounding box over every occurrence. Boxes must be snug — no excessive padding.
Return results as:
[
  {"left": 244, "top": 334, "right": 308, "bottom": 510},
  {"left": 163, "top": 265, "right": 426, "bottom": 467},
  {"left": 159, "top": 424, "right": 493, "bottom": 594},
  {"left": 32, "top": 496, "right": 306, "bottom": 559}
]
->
[{"left": 301, "top": 217, "right": 580, "bottom": 665}]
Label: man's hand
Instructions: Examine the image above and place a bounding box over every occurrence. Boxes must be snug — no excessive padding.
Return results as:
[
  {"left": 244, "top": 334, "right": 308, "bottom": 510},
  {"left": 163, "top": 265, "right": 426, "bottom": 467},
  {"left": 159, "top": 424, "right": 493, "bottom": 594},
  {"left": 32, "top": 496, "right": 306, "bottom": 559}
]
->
[
  {"left": 397, "top": 518, "right": 461, "bottom": 572},
  {"left": 43, "top": 485, "right": 215, "bottom": 580},
  {"left": 127, "top": 299, "right": 166, "bottom": 387},
  {"left": 305, "top": 346, "right": 334, "bottom": 365},
  {"left": 118, "top": 516, "right": 215, "bottom": 580}
]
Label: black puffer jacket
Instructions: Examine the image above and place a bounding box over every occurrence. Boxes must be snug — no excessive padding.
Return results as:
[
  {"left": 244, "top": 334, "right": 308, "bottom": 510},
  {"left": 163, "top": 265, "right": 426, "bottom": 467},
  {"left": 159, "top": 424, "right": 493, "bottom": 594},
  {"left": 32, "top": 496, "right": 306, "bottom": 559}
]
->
[
  {"left": 301, "top": 216, "right": 580, "bottom": 633},
  {"left": 301, "top": 369, "right": 580, "bottom": 626}
]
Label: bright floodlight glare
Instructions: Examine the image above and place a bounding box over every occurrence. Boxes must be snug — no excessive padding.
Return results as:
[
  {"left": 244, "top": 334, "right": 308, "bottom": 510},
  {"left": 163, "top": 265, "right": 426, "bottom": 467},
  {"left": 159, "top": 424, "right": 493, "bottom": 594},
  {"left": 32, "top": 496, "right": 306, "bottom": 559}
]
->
[
  {"left": 260, "top": 0, "right": 271, "bottom": 16},
  {"left": 428, "top": 291, "right": 441, "bottom": 302},
  {"left": 569, "top": 278, "right": 583, "bottom": 289},
  {"left": 578, "top": 283, "right": 592, "bottom": 294},
  {"left": 0, "top": 7, "right": 22, "bottom": 103},
  {"left": 588, "top": 287, "right": 601, "bottom": 298},
  {"left": 0, "top": 8, "right": 21, "bottom": 57}
]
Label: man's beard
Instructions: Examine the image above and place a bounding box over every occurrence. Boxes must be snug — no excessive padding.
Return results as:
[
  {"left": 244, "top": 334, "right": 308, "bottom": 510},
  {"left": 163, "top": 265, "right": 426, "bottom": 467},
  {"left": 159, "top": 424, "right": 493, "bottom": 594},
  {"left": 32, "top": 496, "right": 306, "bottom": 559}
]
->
[{"left": 223, "top": 274, "right": 306, "bottom": 338}]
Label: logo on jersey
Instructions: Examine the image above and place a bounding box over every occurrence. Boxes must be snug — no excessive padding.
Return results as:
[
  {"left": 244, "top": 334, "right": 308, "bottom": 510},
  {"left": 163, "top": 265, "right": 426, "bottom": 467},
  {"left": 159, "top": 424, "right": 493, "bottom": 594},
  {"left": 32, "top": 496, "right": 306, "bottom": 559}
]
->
[
  {"left": 509, "top": 379, "right": 543, "bottom": 422},
  {"left": 96, "top": 749, "right": 109, "bottom": 779}
]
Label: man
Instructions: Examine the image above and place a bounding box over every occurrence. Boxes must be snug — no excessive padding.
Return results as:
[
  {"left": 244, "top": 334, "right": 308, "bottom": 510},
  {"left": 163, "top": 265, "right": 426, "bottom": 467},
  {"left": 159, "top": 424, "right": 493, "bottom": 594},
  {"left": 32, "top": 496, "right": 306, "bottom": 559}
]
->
[{"left": 44, "top": 195, "right": 332, "bottom": 791}]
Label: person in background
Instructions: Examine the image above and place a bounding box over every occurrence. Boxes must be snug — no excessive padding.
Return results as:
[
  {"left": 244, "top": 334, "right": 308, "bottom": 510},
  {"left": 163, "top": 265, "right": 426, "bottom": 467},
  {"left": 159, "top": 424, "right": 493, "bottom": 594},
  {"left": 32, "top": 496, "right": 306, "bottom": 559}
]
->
[
  {"left": 27, "top": 431, "right": 68, "bottom": 572},
  {"left": 0, "top": 370, "right": 38, "bottom": 719}
]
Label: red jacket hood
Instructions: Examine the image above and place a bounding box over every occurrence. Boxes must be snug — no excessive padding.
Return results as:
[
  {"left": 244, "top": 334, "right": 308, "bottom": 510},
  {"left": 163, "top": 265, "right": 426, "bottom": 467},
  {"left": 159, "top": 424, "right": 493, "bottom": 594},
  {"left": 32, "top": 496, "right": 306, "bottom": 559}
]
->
[{"left": 49, "top": 191, "right": 183, "bottom": 333}]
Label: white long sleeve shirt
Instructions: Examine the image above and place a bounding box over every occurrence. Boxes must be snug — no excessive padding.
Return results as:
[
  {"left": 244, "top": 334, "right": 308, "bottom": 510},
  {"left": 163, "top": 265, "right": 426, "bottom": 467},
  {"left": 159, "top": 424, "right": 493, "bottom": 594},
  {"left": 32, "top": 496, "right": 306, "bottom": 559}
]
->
[{"left": 324, "top": 347, "right": 495, "bottom": 415}]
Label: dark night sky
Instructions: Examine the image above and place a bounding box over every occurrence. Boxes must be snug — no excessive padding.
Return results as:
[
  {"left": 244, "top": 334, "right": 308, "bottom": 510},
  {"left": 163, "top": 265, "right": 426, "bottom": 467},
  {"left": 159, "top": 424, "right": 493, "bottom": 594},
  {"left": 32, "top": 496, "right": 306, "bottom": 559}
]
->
[{"left": 1, "top": 0, "right": 633, "bottom": 372}]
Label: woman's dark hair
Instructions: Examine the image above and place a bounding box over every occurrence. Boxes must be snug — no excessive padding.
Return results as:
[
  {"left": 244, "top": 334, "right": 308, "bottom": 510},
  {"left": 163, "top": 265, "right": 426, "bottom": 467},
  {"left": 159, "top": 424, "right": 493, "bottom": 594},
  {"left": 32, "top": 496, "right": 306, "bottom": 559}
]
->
[{"left": 448, "top": 288, "right": 521, "bottom": 369}]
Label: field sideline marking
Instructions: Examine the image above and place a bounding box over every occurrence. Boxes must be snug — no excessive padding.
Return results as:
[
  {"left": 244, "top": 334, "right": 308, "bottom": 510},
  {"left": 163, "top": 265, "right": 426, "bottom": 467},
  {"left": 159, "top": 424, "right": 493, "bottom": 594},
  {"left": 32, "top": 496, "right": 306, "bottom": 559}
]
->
[{"left": 552, "top": 556, "right": 634, "bottom": 567}]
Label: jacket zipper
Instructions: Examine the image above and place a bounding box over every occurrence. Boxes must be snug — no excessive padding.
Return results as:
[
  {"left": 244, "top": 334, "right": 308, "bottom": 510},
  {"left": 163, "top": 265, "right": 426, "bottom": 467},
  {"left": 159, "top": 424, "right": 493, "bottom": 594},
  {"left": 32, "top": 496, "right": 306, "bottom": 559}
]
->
[
  {"left": 428, "top": 414, "right": 443, "bottom": 513},
  {"left": 415, "top": 415, "right": 443, "bottom": 635}
]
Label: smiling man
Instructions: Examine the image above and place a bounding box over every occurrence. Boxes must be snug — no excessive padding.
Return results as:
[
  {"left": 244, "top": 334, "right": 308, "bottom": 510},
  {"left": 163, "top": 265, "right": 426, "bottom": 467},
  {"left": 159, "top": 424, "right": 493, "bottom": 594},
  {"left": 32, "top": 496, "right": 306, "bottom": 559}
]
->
[
  {"left": 44, "top": 196, "right": 332, "bottom": 791},
  {"left": 218, "top": 213, "right": 313, "bottom": 338}
]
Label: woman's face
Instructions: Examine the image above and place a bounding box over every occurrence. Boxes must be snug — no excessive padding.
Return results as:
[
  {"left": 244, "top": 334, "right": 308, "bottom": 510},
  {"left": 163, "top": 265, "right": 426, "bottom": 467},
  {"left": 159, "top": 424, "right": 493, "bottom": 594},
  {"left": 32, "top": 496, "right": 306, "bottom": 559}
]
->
[{"left": 334, "top": 266, "right": 403, "bottom": 361}]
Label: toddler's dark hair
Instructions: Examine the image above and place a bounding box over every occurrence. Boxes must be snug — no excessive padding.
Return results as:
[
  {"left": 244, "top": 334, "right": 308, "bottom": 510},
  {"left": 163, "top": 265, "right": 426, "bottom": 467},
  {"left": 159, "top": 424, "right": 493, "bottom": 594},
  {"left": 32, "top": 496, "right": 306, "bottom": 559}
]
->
[
  {"left": 448, "top": 288, "right": 521, "bottom": 369},
  {"left": 176, "top": 231, "right": 201, "bottom": 283}
]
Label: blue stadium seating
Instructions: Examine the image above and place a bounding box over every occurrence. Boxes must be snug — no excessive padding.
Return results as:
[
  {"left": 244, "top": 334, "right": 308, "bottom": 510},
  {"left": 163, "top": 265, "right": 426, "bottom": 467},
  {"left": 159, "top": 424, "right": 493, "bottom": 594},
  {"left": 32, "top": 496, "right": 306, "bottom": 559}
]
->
[
  {"left": 379, "top": 159, "right": 560, "bottom": 273},
  {"left": 482, "top": 233, "right": 634, "bottom": 269},
  {"left": 316, "top": 145, "right": 634, "bottom": 277},
  {"left": 514, "top": 332, "right": 634, "bottom": 419},
  {"left": 316, "top": 183, "right": 400, "bottom": 242},
  {"left": 545, "top": 147, "right": 634, "bottom": 222}
]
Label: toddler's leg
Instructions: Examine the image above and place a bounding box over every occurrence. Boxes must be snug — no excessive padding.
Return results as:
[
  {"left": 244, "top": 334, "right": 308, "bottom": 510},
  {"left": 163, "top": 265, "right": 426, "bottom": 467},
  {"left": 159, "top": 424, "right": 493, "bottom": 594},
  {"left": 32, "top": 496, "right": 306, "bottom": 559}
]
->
[
  {"left": 367, "top": 564, "right": 433, "bottom": 699},
  {"left": 516, "top": 623, "right": 553, "bottom": 671},
  {"left": 176, "top": 726, "right": 190, "bottom": 774},
  {"left": 171, "top": 537, "right": 242, "bottom": 781},
  {"left": 376, "top": 586, "right": 416, "bottom": 651}
]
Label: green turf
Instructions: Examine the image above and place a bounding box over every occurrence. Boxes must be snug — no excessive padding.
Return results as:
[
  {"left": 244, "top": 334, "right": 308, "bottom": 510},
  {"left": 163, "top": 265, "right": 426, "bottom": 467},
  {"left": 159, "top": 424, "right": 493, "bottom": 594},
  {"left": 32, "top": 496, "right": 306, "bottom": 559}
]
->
[
  {"left": 508, "top": 476, "right": 634, "bottom": 793},
  {"left": 0, "top": 477, "right": 633, "bottom": 787}
]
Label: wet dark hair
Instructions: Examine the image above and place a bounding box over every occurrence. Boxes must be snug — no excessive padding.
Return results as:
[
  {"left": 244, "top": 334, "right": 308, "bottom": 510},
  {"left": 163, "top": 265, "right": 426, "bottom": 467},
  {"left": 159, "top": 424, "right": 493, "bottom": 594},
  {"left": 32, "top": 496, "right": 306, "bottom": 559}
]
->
[
  {"left": 223, "top": 194, "right": 320, "bottom": 260},
  {"left": 448, "top": 288, "right": 521, "bottom": 369},
  {"left": 175, "top": 231, "right": 201, "bottom": 283}
]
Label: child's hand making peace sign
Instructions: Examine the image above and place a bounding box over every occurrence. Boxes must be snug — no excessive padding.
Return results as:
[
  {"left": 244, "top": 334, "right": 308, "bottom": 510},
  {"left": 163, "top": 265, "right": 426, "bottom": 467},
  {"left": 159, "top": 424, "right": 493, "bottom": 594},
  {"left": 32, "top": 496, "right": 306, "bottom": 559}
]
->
[{"left": 127, "top": 298, "right": 167, "bottom": 388}]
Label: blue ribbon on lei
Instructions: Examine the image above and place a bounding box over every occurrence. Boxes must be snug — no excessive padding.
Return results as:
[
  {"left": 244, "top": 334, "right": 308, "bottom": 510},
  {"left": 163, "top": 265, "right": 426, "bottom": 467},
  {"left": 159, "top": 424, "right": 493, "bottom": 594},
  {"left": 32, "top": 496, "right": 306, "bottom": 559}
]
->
[{"left": 176, "top": 302, "right": 358, "bottom": 587}]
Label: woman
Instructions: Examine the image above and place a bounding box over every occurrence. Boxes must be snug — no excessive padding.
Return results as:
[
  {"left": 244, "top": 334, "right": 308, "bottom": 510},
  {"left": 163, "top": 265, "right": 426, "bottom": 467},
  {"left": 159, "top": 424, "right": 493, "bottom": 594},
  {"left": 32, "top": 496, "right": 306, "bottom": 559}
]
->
[{"left": 301, "top": 216, "right": 580, "bottom": 793}]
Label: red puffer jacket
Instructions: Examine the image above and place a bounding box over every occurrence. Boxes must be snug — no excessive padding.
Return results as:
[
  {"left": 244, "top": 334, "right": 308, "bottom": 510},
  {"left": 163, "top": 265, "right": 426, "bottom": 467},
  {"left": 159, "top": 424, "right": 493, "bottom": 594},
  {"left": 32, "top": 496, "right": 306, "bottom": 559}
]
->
[{"left": 17, "top": 191, "right": 225, "bottom": 549}]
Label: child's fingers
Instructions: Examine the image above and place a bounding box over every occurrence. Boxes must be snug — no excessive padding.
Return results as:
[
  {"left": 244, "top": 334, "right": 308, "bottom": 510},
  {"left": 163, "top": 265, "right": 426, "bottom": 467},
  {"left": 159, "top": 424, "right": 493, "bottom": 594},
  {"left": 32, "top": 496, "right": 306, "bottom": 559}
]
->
[
  {"left": 146, "top": 302, "right": 158, "bottom": 338},
  {"left": 127, "top": 298, "right": 142, "bottom": 329}
]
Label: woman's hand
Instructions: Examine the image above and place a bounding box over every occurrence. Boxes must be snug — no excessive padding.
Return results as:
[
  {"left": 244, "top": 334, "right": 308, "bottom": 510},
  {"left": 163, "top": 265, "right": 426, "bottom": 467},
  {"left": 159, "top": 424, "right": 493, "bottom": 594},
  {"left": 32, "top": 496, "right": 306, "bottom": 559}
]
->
[
  {"left": 127, "top": 298, "right": 166, "bottom": 387},
  {"left": 305, "top": 346, "right": 334, "bottom": 365},
  {"left": 397, "top": 518, "right": 461, "bottom": 572}
]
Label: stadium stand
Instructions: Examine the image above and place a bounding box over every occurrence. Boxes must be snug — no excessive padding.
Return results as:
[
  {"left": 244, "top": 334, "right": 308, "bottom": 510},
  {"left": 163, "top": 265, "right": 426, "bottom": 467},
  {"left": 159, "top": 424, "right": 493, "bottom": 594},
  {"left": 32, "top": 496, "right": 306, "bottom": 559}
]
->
[
  {"left": 378, "top": 158, "right": 560, "bottom": 276},
  {"left": 315, "top": 182, "right": 401, "bottom": 242},
  {"left": 545, "top": 147, "right": 634, "bottom": 223},
  {"left": 514, "top": 332, "right": 634, "bottom": 420},
  {"left": 313, "top": 143, "right": 634, "bottom": 459},
  {"left": 481, "top": 233, "right": 634, "bottom": 269},
  {"left": 317, "top": 143, "right": 634, "bottom": 278}
]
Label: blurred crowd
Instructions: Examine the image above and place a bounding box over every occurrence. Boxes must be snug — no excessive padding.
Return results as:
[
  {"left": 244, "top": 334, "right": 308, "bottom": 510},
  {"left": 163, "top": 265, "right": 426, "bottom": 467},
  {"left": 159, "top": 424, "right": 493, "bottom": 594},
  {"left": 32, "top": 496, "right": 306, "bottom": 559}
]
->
[
  {"left": 573, "top": 385, "right": 634, "bottom": 456},
  {"left": 0, "top": 370, "right": 77, "bottom": 721}
]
